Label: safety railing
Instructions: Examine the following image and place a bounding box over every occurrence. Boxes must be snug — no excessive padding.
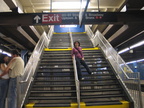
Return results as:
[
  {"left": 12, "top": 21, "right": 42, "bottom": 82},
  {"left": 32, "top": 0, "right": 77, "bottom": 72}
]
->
[
  {"left": 69, "top": 32, "right": 80, "bottom": 108},
  {"left": 86, "top": 25, "right": 143, "bottom": 108},
  {"left": 17, "top": 26, "right": 54, "bottom": 108}
]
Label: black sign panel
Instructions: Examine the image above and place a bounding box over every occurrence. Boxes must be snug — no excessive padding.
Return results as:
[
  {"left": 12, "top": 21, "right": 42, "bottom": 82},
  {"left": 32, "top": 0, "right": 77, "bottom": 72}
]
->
[
  {"left": 33, "top": 12, "right": 117, "bottom": 25},
  {"left": 84, "top": 12, "right": 117, "bottom": 24}
]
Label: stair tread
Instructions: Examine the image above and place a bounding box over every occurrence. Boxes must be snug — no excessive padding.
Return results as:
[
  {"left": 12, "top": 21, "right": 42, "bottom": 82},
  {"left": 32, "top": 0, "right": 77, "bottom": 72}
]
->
[
  {"left": 81, "top": 94, "right": 125, "bottom": 99},
  {"left": 80, "top": 82, "right": 119, "bottom": 86},
  {"left": 36, "top": 75, "right": 74, "bottom": 77},
  {"left": 85, "top": 101, "right": 122, "bottom": 106},
  {"left": 81, "top": 88, "right": 122, "bottom": 92},
  {"left": 80, "top": 77, "right": 116, "bottom": 81},
  {"left": 34, "top": 103, "right": 71, "bottom": 107},
  {"left": 31, "top": 90, "right": 76, "bottom": 93},
  {"left": 33, "top": 84, "right": 75, "bottom": 87},
  {"left": 34, "top": 79, "right": 75, "bottom": 82},
  {"left": 29, "top": 96, "right": 77, "bottom": 100},
  {"left": 83, "top": 73, "right": 114, "bottom": 77}
]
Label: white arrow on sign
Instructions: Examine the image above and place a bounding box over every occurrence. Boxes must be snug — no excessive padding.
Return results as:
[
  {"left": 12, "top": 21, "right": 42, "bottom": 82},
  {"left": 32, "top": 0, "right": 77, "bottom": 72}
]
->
[{"left": 34, "top": 15, "right": 41, "bottom": 23}]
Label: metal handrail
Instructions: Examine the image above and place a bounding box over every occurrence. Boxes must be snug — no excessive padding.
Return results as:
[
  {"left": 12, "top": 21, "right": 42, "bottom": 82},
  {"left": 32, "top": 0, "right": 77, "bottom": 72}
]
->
[
  {"left": 17, "top": 26, "right": 54, "bottom": 108},
  {"left": 69, "top": 31, "right": 80, "bottom": 108},
  {"left": 20, "top": 38, "right": 45, "bottom": 83},
  {"left": 86, "top": 25, "right": 143, "bottom": 108},
  {"left": 97, "top": 34, "right": 135, "bottom": 80}
]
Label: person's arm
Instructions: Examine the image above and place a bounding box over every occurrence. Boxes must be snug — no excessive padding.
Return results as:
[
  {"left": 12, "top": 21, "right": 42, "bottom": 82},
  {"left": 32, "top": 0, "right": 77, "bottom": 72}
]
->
[
  {"left": 0, "top": 59, "right": 15, "bottom": 77},
  {"left": 71, "top": 48, "right": 75, "bottom": 59},
  {"left": 0, "top": 64, "right": 7, "bottom": 71}
]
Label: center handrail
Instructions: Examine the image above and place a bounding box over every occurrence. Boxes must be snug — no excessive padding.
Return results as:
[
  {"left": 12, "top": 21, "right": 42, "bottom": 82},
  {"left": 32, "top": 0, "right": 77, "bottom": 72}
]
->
[{"left": 69, "top": 31, "right": 80, "bottom": 108}]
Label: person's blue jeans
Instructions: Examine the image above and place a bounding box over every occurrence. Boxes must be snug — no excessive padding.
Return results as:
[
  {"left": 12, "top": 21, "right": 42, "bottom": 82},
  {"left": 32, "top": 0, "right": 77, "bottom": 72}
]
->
[
  {"left": 0, "top": 79, "right": 9, "bottom": 108},
  {"left": 75, "top": 58, "right": 92, "bottom": 80},
  {"left": 7, "top": 78, "right": 17, "bottom": 108}
]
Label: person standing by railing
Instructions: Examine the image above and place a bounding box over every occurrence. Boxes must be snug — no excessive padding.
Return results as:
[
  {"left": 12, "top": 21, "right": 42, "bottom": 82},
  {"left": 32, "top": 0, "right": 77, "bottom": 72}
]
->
[
  {"left": 72, "top": 41, "right": 93, "bottom": 80},
  {"left": 0, "top": 50, "right": 24, "bottom": 108}
]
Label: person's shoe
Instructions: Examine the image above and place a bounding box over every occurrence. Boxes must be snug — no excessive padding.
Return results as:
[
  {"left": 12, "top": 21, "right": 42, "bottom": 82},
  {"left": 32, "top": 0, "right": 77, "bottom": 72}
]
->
[
  {"left": 91, "top": 72, "right": 94, "bottom": 75},
  {"left": 80, "top": 77, "right": 85, "bottom": 80}
]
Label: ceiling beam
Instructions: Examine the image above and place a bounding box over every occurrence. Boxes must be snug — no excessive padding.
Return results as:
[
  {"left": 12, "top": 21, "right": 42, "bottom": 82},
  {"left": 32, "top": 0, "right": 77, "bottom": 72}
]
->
[
  {"left": 29, "top": 26, "right": 41, "bottom": 39},
  {"left": 102, "top": 24, "right": 113, "bottom": 36},
  {"left": 0, "top": 34, "right": 26, "bottom": 49},
  {"left": 108, "top": 25, "right": 129, "bottom": 42},
  {"left": 4, "top": 0, "right": 18, "bottom": 12},
  {"left": 17, "top": 26, "right": 36, "bottom": 46}
]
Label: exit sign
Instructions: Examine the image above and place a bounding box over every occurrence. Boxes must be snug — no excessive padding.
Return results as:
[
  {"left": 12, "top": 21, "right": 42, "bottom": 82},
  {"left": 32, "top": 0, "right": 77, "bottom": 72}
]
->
[
  {"left": 42, "top": 14, "right": 62, "bottom": 24},
  {"left": 33, "top": 12, "right": 117, "bottom": 25}
]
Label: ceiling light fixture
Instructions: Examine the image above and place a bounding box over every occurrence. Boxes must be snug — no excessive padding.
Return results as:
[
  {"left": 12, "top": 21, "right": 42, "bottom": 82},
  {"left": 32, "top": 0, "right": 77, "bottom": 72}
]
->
[
  {"left": 0, "top": 49, "right": 2, "bottom": 53},
  {"left": 2, "top": 51, "right": 11, "bottom": 57},
  {"left": 130, "top": 40, "right": 144, "bottom": 49},
  {"left": 118, "top": 40, "right": 144, "bottom": 54},
  {"left": 121, "top": 5, "right": 127, "bottom": 12},
  {"left": 141, "top": 7, "right": 144, "bottom": 10},
  {"left": 118, "top": 48, "right": 129, "bottom": 54},
  {"left": 52, "top": 2, "right": 86, "bottom": 9}
]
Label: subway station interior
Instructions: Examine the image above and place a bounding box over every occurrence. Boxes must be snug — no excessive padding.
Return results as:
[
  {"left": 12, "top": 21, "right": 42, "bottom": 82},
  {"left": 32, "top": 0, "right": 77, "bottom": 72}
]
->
[{"left": 0, "top": 0, "right": 144, "bottom": 108}]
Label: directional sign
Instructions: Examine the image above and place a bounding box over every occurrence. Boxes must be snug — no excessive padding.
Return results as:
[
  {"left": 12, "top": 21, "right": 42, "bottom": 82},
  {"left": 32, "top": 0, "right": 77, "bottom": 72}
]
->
[
  {"left": 0, "top": 11, "right": 144, "bottom": 26},
  {"left": 34, "top": 15, "right": 41, "bottom": 23},
  {"left": 33, "top": 13, "right": 79, "bottom": 25},
  {"left": 33, "top": 12, "right": 117, "bottom": 25}
]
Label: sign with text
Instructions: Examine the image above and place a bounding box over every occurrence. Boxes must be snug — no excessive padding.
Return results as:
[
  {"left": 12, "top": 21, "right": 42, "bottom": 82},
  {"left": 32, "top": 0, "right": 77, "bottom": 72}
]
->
[{"left": 33, "top": 12, "right": 117, "bottom": 25}]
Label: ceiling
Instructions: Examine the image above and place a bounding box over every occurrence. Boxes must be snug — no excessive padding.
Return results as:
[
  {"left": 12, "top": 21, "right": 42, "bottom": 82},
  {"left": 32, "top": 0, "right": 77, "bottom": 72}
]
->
[{"left": 0, "top": 0, "right": 144, "bottom": 62}]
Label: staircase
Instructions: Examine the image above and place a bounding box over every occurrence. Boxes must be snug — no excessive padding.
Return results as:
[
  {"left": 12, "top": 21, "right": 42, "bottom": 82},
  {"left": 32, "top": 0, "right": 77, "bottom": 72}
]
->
[
  {"left": 80, "top": 49, "right": 130, "bottom": 107},
  {"left": 25, "top": 49, "right": 78, "bottom": 107},
  {"left": 24, "top": 32, "right": 132, "bottom": 108},
  {"left": 72, "top": 32, "right": 131, "bottom": 108}
]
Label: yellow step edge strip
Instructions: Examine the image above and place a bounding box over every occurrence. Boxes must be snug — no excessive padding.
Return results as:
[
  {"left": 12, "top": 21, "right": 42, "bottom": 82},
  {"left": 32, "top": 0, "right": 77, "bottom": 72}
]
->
[
  {"left": 25, "top": 103, "right": 35, "bottom": 108},
  {"left": 53, "top": 32, "right": 69, "bottom": 34},
  {"left": 25, "top": 101, "right": 129, "bottom": 108},
  {"left": 83, "top": 101, "right": 129, "bottom": 108},
  {"left": 72, "top": 32, "right": 86, "bottom": 34},
  {"left": 82, "top": 47, "right": 100, "bottom": 50},
  {"left": 44, "top": 48, "right": 72, "bottom": 51},
  {"left": 44, "top": 47, "right": 100, "bottom": 51}
]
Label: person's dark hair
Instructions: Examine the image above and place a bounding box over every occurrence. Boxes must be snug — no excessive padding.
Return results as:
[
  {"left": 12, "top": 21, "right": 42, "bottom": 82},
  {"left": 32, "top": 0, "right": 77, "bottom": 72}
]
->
[
  {"left": 11, "top": 50, "right": 19, "bottom": 56},
  {"left": 0, "top": 54, "right": 8, "bottom": 63},
  {"left": 74, "top": 41, "right": 80, "bottom": 47}
]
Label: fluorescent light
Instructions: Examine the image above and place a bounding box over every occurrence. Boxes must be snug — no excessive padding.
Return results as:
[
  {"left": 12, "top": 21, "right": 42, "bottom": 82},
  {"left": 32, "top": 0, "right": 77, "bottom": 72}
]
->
[
  {"left": 137, "top": 59, "right": 144, "bottom": 62},
  {"left": 126, "top": 61, "right": 136, "bottom": 65},
  {"left": 121, "top": 5, "right": 127, "bottom": 12},
  {"left": 141, "top": 7, "right": 144, "bottom": 10},
  {"left": 118, "top": 48, "right": 129, "bottom": 54},
  {"left": 43, "top": 11, "right": 49, "bottom": 13},
  {"left": 0, "top": 49, "right": 2, "bottom": 53},
  {"left": 118, "top": 40, "right": 144, "bottom": 54},
  {"left": 126, "top": 58, "right": 144, "bottom": 65},
  {"left": 130, "top": 40, "right": 144, "bottom": 49},
  {"left": 52, "top": 2, "right": 86, "bottom": 9},
  {"left": 2, "top": 51, "right": 11, "bottom": 57}
]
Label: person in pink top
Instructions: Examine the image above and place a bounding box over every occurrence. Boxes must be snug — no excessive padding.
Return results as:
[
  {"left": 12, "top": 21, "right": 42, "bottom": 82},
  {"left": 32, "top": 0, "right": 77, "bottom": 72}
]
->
[{"left": 72, "top": 41, "right": 92, "bottom": 80}]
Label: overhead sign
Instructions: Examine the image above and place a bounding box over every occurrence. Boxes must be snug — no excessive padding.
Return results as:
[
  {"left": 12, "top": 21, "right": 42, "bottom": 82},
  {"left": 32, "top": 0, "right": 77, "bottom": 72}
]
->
[{"left": 33, "top": 12, "right": 117, "bottom": 25}]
